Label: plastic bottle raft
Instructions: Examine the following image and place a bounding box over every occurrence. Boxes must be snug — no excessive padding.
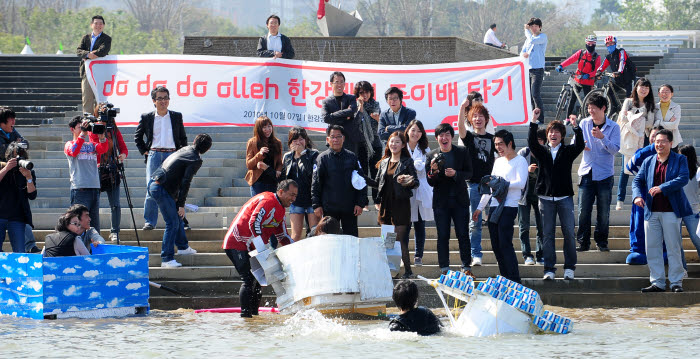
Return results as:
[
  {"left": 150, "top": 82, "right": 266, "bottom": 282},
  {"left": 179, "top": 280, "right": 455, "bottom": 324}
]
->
[{"left": 426, "top": 271, "right": 573, "bottom": 336}]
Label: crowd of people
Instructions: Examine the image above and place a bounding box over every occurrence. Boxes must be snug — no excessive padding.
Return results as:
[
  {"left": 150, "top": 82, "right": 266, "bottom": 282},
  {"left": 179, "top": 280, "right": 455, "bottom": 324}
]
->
[{"left": 0, "top": 13, "right": 699, "bottom": 325}]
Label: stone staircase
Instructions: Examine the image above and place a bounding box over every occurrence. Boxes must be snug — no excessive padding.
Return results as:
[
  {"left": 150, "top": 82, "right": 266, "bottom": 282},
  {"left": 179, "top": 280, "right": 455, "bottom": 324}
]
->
[{"left": 2, "top": 52, "right": 700, "bottom": 309}]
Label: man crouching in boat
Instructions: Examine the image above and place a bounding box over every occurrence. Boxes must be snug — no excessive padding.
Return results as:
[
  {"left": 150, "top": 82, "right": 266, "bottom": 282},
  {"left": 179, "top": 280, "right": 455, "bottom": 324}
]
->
[
  {"left": 44, "top": 205, "right": 98, "bottom": 257},
  {"left": 222, "top": 179, "right": 298, "bottom": 318}
]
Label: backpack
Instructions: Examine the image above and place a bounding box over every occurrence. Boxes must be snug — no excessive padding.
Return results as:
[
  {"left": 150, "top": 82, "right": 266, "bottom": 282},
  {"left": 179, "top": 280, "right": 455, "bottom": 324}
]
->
[{"left": 577, "top": 49, "right": 598, "bottom": 75}]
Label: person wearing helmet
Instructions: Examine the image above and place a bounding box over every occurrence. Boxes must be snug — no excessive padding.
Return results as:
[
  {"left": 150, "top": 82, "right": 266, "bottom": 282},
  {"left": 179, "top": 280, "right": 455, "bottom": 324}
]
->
[
  {"left": 596, "top": 36, "right": 637, "bottom": 97},
  {"left": 556, "top": 35, "right": 601, "bottom": 116}
]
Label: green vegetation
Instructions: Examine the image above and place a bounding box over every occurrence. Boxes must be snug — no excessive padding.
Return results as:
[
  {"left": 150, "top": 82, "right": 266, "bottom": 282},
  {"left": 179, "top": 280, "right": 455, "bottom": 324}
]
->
[{"left": 0, "top": 1, "right": 697, "bottom": 56}]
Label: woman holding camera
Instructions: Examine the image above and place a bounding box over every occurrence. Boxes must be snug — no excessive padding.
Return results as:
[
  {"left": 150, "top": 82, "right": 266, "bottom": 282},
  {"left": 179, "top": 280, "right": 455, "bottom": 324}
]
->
[
  {"left": 0, "top": 142, "right": 37, "bottom": 252},
  {"left": 245, "top": 116, "right": 283, "bottom": 196},
  {"left": 281, "top": 126, "right": 319, "bottom": 241},
  {"left": 365, "top": 131, "right": 419, "bottom": 278},
  {"left": 90, "top": 104, "right": 128, "bottom": 242}
]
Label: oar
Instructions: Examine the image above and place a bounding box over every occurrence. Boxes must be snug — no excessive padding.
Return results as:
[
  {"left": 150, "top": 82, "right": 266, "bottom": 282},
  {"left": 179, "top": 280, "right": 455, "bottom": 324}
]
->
[{"left": 149, "top": 281, "right": 190, "bottom": 297}]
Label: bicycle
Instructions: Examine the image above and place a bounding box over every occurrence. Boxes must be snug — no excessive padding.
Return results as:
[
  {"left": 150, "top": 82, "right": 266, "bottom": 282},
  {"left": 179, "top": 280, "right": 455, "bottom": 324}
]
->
[
  {"left": 581, "top": 72, "right": 625, "bottom": 121},
  {"left": 553, "top": 69, "right": 588, "bottom": 123}
]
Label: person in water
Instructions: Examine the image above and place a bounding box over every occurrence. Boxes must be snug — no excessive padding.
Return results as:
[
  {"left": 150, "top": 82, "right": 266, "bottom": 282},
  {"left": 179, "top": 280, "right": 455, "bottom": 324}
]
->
[{"left": 388, "top": 280, "right": 442, "bottom": 335}]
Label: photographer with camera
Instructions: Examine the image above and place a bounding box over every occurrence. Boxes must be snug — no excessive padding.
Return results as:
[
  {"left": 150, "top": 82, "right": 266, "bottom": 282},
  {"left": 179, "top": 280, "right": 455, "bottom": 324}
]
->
[
  {"left": 0, "top": 142, "right": 37, "bottom": 253},
  {"left": 1, "top": 107, "right": 28, "bottom": 162},
  {"left": 426, "top": 123, "right": 474, "bottom": 277},
  {"left": 89, "top": 102, "right": 127, "bottom": 242},
  {"left": 65, "top": 115, "right": 108, "bottom": 234}
]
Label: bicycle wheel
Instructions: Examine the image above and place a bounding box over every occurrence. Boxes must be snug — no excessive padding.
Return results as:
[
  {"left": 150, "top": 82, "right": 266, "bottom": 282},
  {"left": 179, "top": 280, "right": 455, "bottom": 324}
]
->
[
  {"left": 581, "top": 89, "right": 607, "bottom": 118},
  {"left": 554, "top": 87, "right": 571, "bottom": 123}
]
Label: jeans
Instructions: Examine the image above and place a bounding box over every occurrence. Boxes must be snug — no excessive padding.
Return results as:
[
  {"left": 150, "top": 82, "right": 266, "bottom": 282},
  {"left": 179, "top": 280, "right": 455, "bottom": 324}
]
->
[
  {"left": 250, "top": 181, "right": 277, "bottom": 197},
  {"left": 148, "top": 181, "right": 189, "bottom": 262},
  {"left": 225, "top": 248, "right": 262, "bottom": 317},
  {"left": 144, "top": 151, "right": 174, "bottom": 227},
  {"left": 540, "top": 196, "right": 577, "bottom": 274},
  {"left": 682, "top": 212, "right": 700, "bottom": 258},
  {"left": 518, "top": 194, "right": 543, "bottom": 260},
  {"left": 0, "top": 219, "right": 26, "bottom": 253},
  {"left": 488, "top": 206, "right": 521, "bottom": 283},
  {"left": 433, "top": 204, "right": 472, "bottom": 271},
  {"left": 576, "top": 174, "right": 614, "bottom": 249},
  {"left": 24, "top": 224, "right": 36, "bottom": 252},
  {"left": 529, "top": 68, "right": 545, "bottom": 122},
  {"left": 468, "top": 182, "right": 483, "bottom": 259},
  {"left": 408, "top": 212, "right": 426, "bottom": 258},
  {"left": 325, "top": 211, "right": 358, "bottom": 237},
  {"left": 566, "top": 84, "right": 592, "bottom": 117},
  {"left": 645, "top": 212, "right": 684, "bottom": 289},
  {"left": 617, "top": 155, "right": 629, "bottom": 202},
  {"left": 71, "top": 188, "right": 100, "bottom": 233},
  {"left": 106, "top": 184, "right": 121, "bottom": 234}
]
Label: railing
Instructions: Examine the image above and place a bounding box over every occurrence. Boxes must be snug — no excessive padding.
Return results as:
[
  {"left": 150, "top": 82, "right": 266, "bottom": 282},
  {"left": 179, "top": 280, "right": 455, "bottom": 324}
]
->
[{"left": 594, "top": 30, "right": 700, "bottom": 56}]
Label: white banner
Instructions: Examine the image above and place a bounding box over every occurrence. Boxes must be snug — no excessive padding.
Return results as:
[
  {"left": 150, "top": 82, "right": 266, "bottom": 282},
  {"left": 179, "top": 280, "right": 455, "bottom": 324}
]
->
[{"left": 86, "top": 54, "right": 532, "bottom": 131}]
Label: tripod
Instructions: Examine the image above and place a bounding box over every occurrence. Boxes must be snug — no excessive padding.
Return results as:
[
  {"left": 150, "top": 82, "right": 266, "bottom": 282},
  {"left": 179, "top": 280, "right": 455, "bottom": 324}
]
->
[{"left": 105, "top": 125, "right": 140, "bottom": 246}]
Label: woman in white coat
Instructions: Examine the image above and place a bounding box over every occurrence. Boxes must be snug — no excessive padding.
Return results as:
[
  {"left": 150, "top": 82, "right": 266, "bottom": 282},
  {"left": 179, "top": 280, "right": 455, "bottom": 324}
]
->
[
  {"left": 404, "top": 120, "right": 433, "bottom": 266},
  {"left": 616, "top": 78, "right": 655, "bottom": 210},
  {"left": 654, "top": 84, "right": 682, "bottom": 149}
]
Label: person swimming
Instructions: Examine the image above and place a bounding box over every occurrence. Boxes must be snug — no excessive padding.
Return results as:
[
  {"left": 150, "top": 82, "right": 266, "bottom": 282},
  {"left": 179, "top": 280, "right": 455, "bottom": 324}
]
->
[{"left": 388, "top": 280, "right": 442, "bottom": 335}]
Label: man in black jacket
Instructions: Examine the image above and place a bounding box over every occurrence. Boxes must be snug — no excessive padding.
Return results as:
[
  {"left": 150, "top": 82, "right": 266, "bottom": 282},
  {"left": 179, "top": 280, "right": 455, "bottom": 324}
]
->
[
  {"left": 527, "top": 109, "right": 584, "bottom": 281},
  {"left": 426, "top": 123, "right": 474, "bottom": 276},
  {"left": 257, "top": 15, "right": 295, "bottom": 59},
  {"left": 148, "top": 133, "right": 211, "bottom": 268},
  {"left": 311, "top": 125, "right": 368, "bottom": 236},
  {"left": 378, "top": 87, "right": 417, "bottom": 144},
  {"left": 321, "top": 71, "right": 363, "bottom": 155},
  {"left": 76, "top": 15, "right": 111, "bottom": 113},
  {"left": 135, "top": 86, "right": 188, "bottom": 230}
]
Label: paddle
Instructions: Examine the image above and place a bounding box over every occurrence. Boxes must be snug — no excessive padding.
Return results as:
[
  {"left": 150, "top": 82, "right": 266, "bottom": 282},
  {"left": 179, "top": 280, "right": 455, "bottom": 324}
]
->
[{"left": 149, "top": 281, "right": 190, "bottom": 297}]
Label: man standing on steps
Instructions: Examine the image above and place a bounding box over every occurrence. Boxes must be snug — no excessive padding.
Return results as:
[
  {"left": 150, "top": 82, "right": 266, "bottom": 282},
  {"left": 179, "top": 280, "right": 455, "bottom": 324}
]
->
[
  {"left": 311, "top": 125, "right": 367, "bottom": 236},
  {"left": 321, "top": 71, "right": 362, "bottom": 155},
  {"left": 633, "top": 129, "right": 691, "bottom": 293},
  {"left": 135, "top": 86, "right": 188, "bottom": 230},
  {"left": 521, "top": 17, "right": 547, "bottom": 124},
  {"left": 426, "top": 123, "right": 473, "bottom": 277},
  {"left": 575, "top": 93, "right": 621, "bottom": 253},
  {"left": 528, "top": 109, "right": 584, "bottom": 281},
  {"left": 148, "top": 133, "right": 211, "bottom": 268},
  {"left": 378, "top": 86, "right": 417, "bottom": 145},
  {"left": 77, "top": 15, "right": 111, "bottom": 113}
]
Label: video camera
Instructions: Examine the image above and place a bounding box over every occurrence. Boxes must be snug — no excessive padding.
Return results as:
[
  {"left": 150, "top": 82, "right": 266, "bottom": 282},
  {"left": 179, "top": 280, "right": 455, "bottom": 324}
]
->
[
  {"left": 98, "top": 101, "right": 120, "bottom": 125},
  {"left": 80, "top": 114, "right": 105, "bottom": 135}
]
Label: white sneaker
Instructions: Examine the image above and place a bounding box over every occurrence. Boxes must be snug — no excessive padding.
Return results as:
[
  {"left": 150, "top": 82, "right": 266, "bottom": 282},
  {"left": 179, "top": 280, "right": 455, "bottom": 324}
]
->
[
  {"left": 543, "top": 272, "right": 555, "bottom": 280},
  {"left": 615, "top": 200, "right": 623, "bottom": 210},
  {"left": 564, "top": 269, "right": 575, "bottom": 280},
  {"left": 524, "top": 257, "right": 536, "bottom": 265},
  {"left": 470, "top": 257, "right": 483, "bottom": 266},
  {"left": 177, "top": 247, "right": 197, "bottom": 255},
  {"left": 684, "top": 269, "right": 689, "bottom": 279},
  {"left": 161, "top": 259, "right": 182, "bottom": 268},
  {"left": 109, "top": 233, "right": 119, "bottom": 242}
]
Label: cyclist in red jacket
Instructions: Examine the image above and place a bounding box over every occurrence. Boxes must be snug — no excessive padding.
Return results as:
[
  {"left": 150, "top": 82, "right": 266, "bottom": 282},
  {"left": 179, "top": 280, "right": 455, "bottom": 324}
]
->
[
  {"left": 556, "top": 35, "right": 600, "bottom": 116},
  {"left": 596, "top": 35, "right": 636, "bottom": 97}
]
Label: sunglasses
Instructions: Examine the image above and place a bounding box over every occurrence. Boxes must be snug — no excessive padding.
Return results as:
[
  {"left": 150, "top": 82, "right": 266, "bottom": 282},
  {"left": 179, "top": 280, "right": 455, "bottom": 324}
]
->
[{"left": 70, "top": 222, "right": 81, "bottom": 227}]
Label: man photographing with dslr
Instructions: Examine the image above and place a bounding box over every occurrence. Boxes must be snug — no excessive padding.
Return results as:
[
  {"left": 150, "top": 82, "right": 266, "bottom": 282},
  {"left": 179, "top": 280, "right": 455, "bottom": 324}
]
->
[
  {"left": 0, "top": 142, "right": 36, "bottom": 253},
  {"left": 65, "top": 115, "right": 108, "bottom": 233}
]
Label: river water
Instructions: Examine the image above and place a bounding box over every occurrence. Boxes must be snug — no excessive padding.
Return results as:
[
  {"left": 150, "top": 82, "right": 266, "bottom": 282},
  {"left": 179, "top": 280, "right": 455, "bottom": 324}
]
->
[{"left": 1, "top": 306, "right": 698, "bottom": 358}]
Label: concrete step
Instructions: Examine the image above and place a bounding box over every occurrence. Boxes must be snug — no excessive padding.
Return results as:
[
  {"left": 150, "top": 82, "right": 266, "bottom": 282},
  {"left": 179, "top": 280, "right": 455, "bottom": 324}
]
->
[
  {"left": 0, "top": 93, "right": 81, "bottom": 101},
  {"left": 0, "top": 81, "right": 81, "bottom": 89}
]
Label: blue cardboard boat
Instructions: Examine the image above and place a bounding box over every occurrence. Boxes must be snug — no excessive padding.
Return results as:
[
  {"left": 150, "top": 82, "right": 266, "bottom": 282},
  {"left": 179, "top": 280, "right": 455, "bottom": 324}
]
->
[{"left": 0, "top": 245, "right": 149, "bottom": 319}]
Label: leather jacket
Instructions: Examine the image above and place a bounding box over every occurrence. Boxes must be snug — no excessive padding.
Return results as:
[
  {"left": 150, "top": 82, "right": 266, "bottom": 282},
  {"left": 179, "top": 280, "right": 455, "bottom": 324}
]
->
[
  {"left": 151, "top": 145, "right": 202, "bottom": 207},
  {"left": 281, "top": 149, "right": 319, "bottom": 208},
  {"left": 367, "top": 156, "right": 419, "bottom": 203}
]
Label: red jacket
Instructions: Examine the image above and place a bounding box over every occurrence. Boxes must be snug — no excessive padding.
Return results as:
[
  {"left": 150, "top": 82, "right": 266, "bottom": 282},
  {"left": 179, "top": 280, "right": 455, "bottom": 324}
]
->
[
  {"left": 223, "top": 191, "right": 291, "bottom": 251},
  {"left": 561, "top": 49, "right": 600, "bottom": 87},
  {"left": 90, "top": 130, "right": 128, "bottom": 164}
]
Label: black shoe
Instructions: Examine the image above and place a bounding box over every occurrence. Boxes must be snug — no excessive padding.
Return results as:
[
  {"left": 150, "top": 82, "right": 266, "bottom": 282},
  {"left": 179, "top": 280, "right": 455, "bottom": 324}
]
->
[
  {"left": 597, "top": 246, "right": 610, "bottom": 252},
  {"left": 576, "top": 245, "right": 590, "bottom": 252},
  {"left": 401, "top": 271, "right": 415, "bottom": 279},
  {"left": 671, "top": 286, "right": 684, "bottom": 293},
  {"left": 240, "top": 312, "right": 253, "bottom": 318},
  {"left": 29, "top": 246, "right": 41, "bottom": 253},
  {"left": 641, "top": 285, "right": 666, "bottom": 293},
  {"left": 183, "top": 223, "right": 191, "bottom": 231}
]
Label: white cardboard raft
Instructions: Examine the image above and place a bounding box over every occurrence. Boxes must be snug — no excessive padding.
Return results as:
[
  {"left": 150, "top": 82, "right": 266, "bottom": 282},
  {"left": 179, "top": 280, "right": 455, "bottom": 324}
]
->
[{"left": 250, "top": 235, "right": 399, "bottom": 314}]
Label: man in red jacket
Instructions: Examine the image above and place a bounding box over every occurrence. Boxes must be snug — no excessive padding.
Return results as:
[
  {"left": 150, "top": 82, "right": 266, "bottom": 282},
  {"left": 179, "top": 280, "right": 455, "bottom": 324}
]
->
[
  {"left": 555, "top": 35, "right": 600, "bottom": 117},
  {"left": 222, "top": 179, "right": 298, "bottom": 317}
]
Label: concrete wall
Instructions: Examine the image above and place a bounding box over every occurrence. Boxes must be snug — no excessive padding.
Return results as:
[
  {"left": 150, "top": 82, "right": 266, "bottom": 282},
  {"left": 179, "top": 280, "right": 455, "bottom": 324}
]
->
[{"left": 183, "top": 36, "right": 514, "bottom": 64}]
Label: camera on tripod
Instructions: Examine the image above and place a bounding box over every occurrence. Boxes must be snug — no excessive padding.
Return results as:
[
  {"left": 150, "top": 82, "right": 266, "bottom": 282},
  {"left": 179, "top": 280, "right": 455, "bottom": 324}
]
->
[{"left": 98, "top": 101, "right": 120, "bottom": 126}]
